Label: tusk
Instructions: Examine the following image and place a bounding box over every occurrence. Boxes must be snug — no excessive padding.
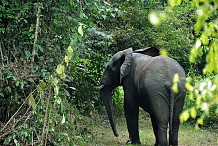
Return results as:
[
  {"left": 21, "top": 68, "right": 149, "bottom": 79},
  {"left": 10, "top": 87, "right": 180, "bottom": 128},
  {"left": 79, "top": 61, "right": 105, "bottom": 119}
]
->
[{"left": 98, "top": 84, "right": 105, "bottom": 89}]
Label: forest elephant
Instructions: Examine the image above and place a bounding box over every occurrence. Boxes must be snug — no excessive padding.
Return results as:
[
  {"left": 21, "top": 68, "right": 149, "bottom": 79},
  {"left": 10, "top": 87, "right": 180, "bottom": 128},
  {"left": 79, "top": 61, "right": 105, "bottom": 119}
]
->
[{"left": 99, "top": 47, "right": 186, "bottom": 146}]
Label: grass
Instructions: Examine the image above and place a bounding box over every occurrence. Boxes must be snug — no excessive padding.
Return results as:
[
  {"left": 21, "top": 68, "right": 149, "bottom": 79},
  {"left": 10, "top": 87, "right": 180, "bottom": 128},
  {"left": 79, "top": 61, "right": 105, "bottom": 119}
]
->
[{"left": 85, "top": 111, "right": 218, "bottom": 146}]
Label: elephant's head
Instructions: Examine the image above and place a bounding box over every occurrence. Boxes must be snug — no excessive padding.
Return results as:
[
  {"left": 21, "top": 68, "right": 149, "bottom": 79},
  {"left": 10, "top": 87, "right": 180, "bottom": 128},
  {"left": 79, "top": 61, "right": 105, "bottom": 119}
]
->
[{"left": 99, "top": 48, "right": 133, "bottom": 137}]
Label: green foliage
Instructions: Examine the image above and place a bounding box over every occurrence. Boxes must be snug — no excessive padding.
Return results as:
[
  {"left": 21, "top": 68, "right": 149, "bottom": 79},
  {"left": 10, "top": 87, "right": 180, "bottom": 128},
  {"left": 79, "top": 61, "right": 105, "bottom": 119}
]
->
[
  {"left": 113, "top": 87, "right": 124, "bottom": 115},
  {"left": 170, "top": 0, "right": 218, "bottom": 126},
  {"left": 1, "top": 0, "right": 217, "bottom": 145}
]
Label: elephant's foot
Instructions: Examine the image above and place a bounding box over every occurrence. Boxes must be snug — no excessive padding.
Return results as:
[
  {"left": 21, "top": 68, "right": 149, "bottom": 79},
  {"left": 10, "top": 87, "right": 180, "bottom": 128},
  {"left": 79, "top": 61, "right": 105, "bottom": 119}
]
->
[
  {"left": 126, "top": 138, "right": 141, "bottom": 145},
  {"left": 169, "top": 143, "right": 178, "bottom": 146}
]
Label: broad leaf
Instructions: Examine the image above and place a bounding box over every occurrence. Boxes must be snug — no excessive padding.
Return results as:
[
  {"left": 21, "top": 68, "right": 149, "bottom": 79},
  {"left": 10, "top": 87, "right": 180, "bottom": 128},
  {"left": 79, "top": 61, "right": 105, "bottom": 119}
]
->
[
  {"left": 78, "top": 24, "right": 83, "bottom": 36},
  {"left": 28, "top": 94, "right": 36, "bottom": 109}
]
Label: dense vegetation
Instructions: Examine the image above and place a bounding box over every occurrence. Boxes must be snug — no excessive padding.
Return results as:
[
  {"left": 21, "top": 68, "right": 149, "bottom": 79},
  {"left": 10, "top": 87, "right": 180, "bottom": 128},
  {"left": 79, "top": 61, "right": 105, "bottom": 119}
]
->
[{"left": 0, "top": 0, "right": 217, "bottom": 145}]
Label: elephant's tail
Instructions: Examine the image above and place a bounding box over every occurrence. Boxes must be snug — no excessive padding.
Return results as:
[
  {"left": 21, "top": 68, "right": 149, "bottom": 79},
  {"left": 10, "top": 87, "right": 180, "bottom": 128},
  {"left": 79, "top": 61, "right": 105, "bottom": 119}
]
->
[
  {"left": 169, "top": 88, "right": 175, "bottom": 141},
  {"left": 164, "top": 81, "right": 174, "bottom": 141}
]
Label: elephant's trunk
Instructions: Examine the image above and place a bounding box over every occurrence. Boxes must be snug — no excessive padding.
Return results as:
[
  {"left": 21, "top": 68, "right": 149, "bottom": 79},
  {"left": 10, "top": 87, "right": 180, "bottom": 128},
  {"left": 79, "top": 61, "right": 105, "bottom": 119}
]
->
[{"left": 100, "top": 86, "right": 119, "bottom": 137}]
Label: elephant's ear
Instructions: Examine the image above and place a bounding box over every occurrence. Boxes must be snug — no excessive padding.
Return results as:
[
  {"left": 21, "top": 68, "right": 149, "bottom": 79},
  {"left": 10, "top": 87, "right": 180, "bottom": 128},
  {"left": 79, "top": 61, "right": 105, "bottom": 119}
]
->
[
  {"left": 120, "top": 48, "right": 133, "bottom": 84},
  {"left": 134, "top": 46, "right": 160, "bottom": 57}
]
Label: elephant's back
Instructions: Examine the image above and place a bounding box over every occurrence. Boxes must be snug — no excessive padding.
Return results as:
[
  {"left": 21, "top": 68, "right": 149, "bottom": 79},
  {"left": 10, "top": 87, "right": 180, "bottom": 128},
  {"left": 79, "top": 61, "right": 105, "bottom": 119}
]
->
[
  {"left": 138, "top": 56, "right": 186, "bottom": 97},
  {"left": 142, "top": 56, "right": 185, "bottom": 79}
]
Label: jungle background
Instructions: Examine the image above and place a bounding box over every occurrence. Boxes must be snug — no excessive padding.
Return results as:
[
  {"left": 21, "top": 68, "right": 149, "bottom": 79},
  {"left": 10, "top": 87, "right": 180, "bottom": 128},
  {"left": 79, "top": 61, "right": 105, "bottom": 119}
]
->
[{"left": 0, "top": 0, "right": 218, "bottom": 145}]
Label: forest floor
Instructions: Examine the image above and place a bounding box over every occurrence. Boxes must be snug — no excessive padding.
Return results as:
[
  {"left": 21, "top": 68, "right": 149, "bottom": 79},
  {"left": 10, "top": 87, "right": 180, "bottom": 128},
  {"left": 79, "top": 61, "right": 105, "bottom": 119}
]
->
[{"left": 85, "top": 110, "right": 218, "bottom": 146}]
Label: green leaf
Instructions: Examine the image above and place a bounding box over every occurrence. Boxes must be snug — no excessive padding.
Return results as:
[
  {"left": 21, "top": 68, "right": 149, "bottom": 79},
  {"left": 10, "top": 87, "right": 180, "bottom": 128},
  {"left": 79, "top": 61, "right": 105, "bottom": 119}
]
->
[
  {"left": 168, "top": 0, "right": 182, "bottom": 7},
  {"left": 172, "top": 73, "right": 180, "bottom": 93},
  {"left": 20, "top": 82, "right": 24, "bottom": 89},
  {"left": 28, "top": 94, "right": 36, "bottom": 109},
  {"left": 54, "top": 86, "right": 59, "bottom": 96},
  {"left": 194, "top": 21, "right": 202, "bottom": 35},
  {"left": 61, "top": 114, "right": 66, "bottom": 124},
  {"left": 56, "top": 97, "right": 62, "bottom": 104},
  {"left": 160, "top": 49, "right": 168, "bottom": 56},
  {"left": 185, "top": 82, "right": 193, "bottom": 91},
  {"left": 15, "top": 80, "right": 19, "bottom": 87},
  {"left": 148, "top": 12, "right": 160, "bottom": 26},
  {"left": 201, "top": 33, "right": 209, "bottom": 45},
  {"left": 67, "top": 46, "right": 74, "bottom": 56},
  {"left": 6, "top": 71, "right": 13, "bottom": 78},
  {"left": 78, "top": 24, "right": 83, "bottom": 36},
  {"left": 190, "top": 108, "right": 197, "bottom": 118},
  {"left": 180, "top": 110, "right": 190, "bottom": 122},
  {"left": 64, "top": 55, "right": 69, "bottom": 65},
  {"left": 56, "top": 64, "right": 64, "bottom": 75},
  {"left": 39, "top": 82, "right": 47, "bottom": 90},
  {"left": 67, "top": 46, "right": 74, "bottom": 61},
  {"left": 197, "top": 117, "right": 204, "bottom": 125},
  {"left": 0, "top": 92, "right": 4, "bottom": 97},
  {"left": 172, "top": 83, "right": 179, "bottom": 93},
  {"left": 173, "top": 73, "right": 180, "bottom": 83},
  {"left": 109, "top": 7, "right": 113, "bottom": 13},
  {"left": 52, "top": 76, "right": 58, "bottom": 84},
  {"left": 14, "top": 139, "right": 20, "bottom": 146},
  {"left": 60, "top": 72, "right": 66, "bottom": 80}
]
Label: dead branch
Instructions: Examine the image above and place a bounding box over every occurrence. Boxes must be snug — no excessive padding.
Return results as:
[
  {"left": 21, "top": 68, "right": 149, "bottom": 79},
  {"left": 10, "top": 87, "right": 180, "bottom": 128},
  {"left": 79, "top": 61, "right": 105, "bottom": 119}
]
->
[
  {"left": 31, "top": 3, "right": 41, "bottom": 63},
  {"left": 0, "top": 41, "right": 4, "bottom": 66}
]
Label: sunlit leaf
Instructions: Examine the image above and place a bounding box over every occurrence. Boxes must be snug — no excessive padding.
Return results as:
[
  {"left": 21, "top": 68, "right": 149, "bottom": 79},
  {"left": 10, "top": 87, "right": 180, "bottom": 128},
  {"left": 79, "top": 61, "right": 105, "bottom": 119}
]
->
[
  {"left": 14, "top": 139, "right": 20, "bottom": 146},
  {"left": 61, "top": 114, "right": 65, "bottom": 124},
  {"left": 190, "top": 47, "right": 198, "bottom": 63},
  {"left": 28, "top": 94, "right": 36, "bottom": 109},
  {"left": 195, "top": 39, "right": 201, "bottom": 48},
  {"left": 201, "top": 33, "right": 209, "bottom": 45},
  {"left": 56, "top": 64, "right": 64, "bottom": 75},
  {"left": 172, "top": 83, "right": 179, "bottom": 93},
  {"left": 64, "top": 55, "right": 69, "bottom": 65},
  {"left": 56, "top": 97, "right": 61, "bottom": 104},
  {"left": 201, "top": 102, "right": 208, "bottom": 111},
  {"left": 197, "top": 117, "right": 204, "bottom": 125},
  {"left": 39, "top": 90, "right": 44, "bottom": 98},
  {"left": 180, "top": 110, "right": 190, "bottom": 122},
  {"left": 54, "top": 86, "right": 59, "bottom": 95},
  {"left": 90, "top": 111, "right": 93, "bottom": 117},
  {"left": 172, "top": 73, "right": 180, "bottom": 93},
  {"left": 39, "top": 82, "right": 47, "bottom": 90},
  {"left": 190, "top": 108, "right": 197, "bottom": 118},
  {"left": 173, "top": 73, "right": 180, "bottom": 83},
  {"left": 185, "top": 82, "right": 193, "bottom": 91},
  {"left": 52, "top": 77, "right": 58, "bottom": 86},
  {"left": 60, "top": 72, "right": 66, "bottom": 80},
  {"left": 160, "top": 49, "right": 168, "bottom": 56},
  {"left": 196, "top": 8, "right": 204, "bottom": 17},
  {"left": 199, "top": 81, "right": 206, "bottom": 91},
  {"left": 194, "top": 21, "right": 202, "bottom": 35},
  {"left": 168, "top": 0, "right": 182, "bottom": 7},
  {"left": 148, "top": 12, "right": 160, "bottom": 26},
  {"left": 78, "top": 24, "right": 83, "bottom": 36},
  {"left": 67, "top": 46, "right": 74, "bottom": 56}
]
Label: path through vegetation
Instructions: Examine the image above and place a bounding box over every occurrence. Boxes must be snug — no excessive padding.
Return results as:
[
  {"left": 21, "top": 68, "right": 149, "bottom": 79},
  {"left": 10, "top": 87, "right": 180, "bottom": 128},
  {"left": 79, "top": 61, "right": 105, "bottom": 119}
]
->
[{"left": 87, "top": 112, "right": 218, "bottom": 146}]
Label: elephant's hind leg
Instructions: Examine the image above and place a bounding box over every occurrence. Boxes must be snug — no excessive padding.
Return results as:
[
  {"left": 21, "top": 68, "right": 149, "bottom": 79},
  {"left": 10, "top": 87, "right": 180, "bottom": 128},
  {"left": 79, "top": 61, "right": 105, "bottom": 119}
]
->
[
  {"left": 150, "top": 115, "right": 168, "bottom": 146},
  {"left": 169, "top": 94, "right": 185, "bottom": 146}
]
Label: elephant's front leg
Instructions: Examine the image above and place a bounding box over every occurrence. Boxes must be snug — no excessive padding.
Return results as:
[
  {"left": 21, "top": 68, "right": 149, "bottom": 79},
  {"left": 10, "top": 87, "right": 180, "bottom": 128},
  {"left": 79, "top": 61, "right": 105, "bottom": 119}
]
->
[{"left": 124, "top": 99, "right": 140, "bottom": 144}]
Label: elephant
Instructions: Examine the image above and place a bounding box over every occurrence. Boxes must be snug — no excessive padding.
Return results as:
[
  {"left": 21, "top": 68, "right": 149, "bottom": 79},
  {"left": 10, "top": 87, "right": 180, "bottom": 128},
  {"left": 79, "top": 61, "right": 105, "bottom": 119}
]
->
[{"left": 99, "top": 47, "right": 186, "bottom": 146}]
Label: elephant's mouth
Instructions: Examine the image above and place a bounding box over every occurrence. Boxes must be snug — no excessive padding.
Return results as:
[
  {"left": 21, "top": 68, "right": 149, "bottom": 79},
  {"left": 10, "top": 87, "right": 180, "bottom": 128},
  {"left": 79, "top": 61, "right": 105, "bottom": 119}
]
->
[
  {"left": 99, "top": 84, "right": 105, "bottom": 89},
  {"left": 99, "top": 83, "right": 116, "bottom": 90}
]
